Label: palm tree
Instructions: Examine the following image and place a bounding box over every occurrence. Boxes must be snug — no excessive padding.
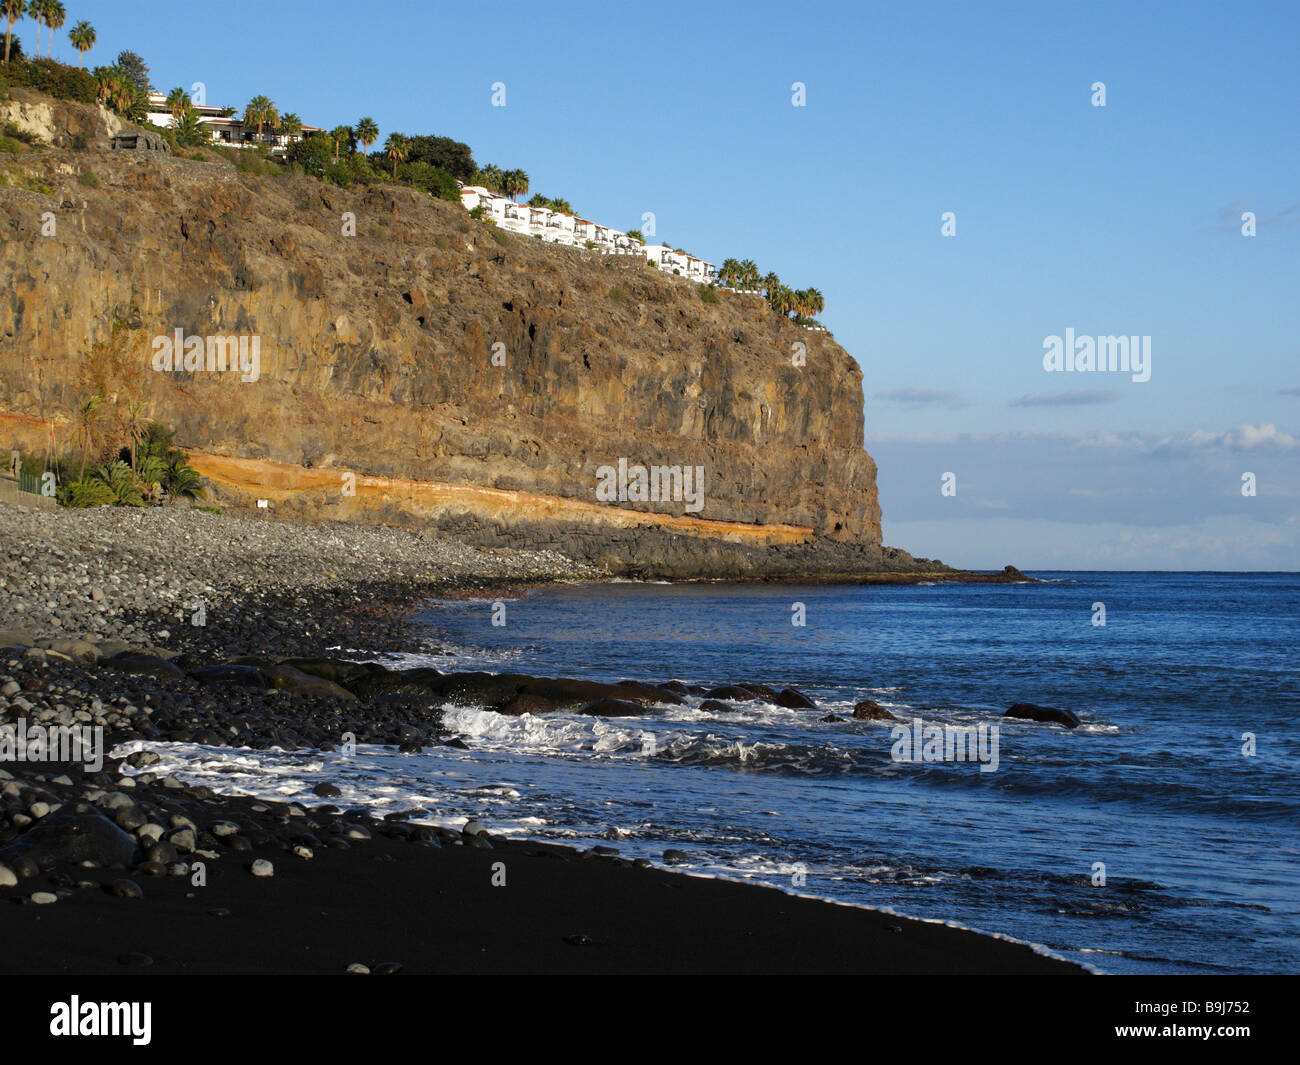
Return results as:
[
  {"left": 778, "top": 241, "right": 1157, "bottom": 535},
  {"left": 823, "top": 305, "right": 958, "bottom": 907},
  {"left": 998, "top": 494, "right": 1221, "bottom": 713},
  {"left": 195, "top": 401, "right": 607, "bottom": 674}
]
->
[
  {"left": 717, "top": 258, "right": 741, "bottom": 287},
  {"left": 279, "top": 112, "right": 302, "bottom": 143},
  {"left": 4, "top": 0, "right": 26, "bottom": 63},
  {"left": 165, "top": 86, "right": 190, "bottom": 123},
  {"left": 42, "top": 0, "right": 61, "bottom": 56},
  {"left": 75, "top": 394, "right": 103, "bottom": 479},
  {"left": 475, "top": 163, "right": 504, "bottom": 192},
  {"left": 175, "top": 105, "right": 209, "bottom": 145},
  {"left": 92, "top": 460, "right": 144, "bottom": 507},
  {"left": 355, "top": 116, "right": 378, "bottom": 155},
  {"left": 162, "top": 458, "right": 203, "bottom": 500},
  {"left": 330, "top": 124, "right": 352, "bottom": 163},
  {"left": 739, "top": 259, "right": 760, "bottom": 288},
  {"left": 243, "top": 96, "right": 278, "bottom": 144},
  {"left": 68, "top": 18, "right": 93, "bottom": 66},
  {"left": 504, "top": 168, "right": 529, "bottom": 201},
  {"left": 123, "top": 399, "right": 148, "bottom": 471},
  {"left": 28, "top": 0, "right": 41, "bottom": 55},
  {"left": 110, "top": 72, "right": 135, "bottom": 114},
  {"left": 384, "top": 132, "right": 408, "bottom": 177},
  {"left": 804, "top": 287, "right": 825, "bottom": 317}
]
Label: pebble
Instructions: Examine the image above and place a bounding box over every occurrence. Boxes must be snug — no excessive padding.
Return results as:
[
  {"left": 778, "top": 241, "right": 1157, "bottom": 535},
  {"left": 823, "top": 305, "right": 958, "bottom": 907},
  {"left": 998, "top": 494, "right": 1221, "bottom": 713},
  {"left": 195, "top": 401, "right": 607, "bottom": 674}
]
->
[
  {"left": 250, "top": 858, "right": 274, "bottom": 877},
  {"left": 31, "top": 891, "right": 58, "bottom": 904},
  {"left": 110, "top": 878, "right": 143, "bottom": 899}
]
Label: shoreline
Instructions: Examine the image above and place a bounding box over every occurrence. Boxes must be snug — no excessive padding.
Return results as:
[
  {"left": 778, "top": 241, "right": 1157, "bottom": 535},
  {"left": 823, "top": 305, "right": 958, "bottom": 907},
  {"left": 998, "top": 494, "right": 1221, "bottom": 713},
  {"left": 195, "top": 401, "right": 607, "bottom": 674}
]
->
[{"left": 0, "top": 504, "right": 1081, "bottom": 974}]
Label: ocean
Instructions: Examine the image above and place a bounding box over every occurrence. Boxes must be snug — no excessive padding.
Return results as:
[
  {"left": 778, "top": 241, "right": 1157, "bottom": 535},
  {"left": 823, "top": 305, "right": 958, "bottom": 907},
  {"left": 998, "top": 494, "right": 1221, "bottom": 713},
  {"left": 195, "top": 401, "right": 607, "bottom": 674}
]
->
[{"left": 134, "top": 573, "right": 1300, "bottom": 974}]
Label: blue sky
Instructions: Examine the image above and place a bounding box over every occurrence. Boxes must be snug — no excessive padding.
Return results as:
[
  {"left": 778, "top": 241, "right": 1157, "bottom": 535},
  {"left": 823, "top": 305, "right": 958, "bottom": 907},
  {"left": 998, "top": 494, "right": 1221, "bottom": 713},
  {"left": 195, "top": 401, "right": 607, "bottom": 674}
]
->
[{"left": 34, "top": 0, "right": 1300, "bottom": 569}]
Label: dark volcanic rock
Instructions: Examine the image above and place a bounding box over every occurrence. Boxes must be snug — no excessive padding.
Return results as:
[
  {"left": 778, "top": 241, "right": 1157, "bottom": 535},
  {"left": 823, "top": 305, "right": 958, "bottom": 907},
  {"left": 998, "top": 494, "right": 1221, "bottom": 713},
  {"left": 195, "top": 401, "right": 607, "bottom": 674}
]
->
[
  {"left": 853, "top": 700, "right": 901, "bottom": 722},
  {"left": 704, "top": 685, "right": 757, "bottom": 702},
  {"left": 772, "top": 687, "right": 816, "bottom": 709},
  {"left": 0, "top": 813, "right": 139, "bottom": 871},
  {"left": 101, "top": 653, "right": 185, "bottom": 680},
  {"left": 698, "top": 699, "right": 738, "bottom": 712},
  {"left": 190, "top": 664, "right": 269, "bottom": 688},
  {"left": 497, "top": 693, "right": 556, "bottom": 716},
  {"left": 1004, "top": 703, "right": 1080, "bottom": 729}
]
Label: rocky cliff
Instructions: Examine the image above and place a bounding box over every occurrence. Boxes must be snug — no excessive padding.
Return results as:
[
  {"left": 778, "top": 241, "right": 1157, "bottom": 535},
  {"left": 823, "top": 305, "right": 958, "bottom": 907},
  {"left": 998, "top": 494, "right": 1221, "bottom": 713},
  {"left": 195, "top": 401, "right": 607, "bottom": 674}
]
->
[{"left": 0, "top": 90, "right": 954, "bottom": 579}]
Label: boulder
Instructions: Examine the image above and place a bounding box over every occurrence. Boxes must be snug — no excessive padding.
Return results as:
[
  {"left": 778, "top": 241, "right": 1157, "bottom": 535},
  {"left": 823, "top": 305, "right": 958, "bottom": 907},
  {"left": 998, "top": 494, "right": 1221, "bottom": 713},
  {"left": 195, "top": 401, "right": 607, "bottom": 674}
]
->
[
  {"left": 260, "top": 663, "right": 357, "bottom": 701},
  {"left": 698, "top": 699, "right": 737, "bottom": 712},
  {"left": 0, "top": 812, "right": 138, "bottom": 871},
  {"left": 100, "top": 653, "right": 185, "bottom": 680},
  {"left": 703, "top": 685, "right": 757, "bottom": 702},
  {"left": 853, "top": 700, "right": 900, "bottom": 722},
  {"left": 189, "top": 664, "right": 270, "bottom": 688},
  {"left": 497, "top": 693, "right": 555, "bottom": 716},
  {"left": 1004, "top": 703, "right": 1080, "bottom": 729},
  {"left": 772, "top": 687, "right": 816, "bottom": 709}
]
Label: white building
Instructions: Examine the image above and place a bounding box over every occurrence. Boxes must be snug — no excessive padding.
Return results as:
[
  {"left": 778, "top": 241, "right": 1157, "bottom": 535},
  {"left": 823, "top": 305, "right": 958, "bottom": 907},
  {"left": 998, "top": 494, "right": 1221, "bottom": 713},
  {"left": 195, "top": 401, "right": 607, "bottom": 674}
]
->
[
  {"left": 455, "top": 185, "right": 713, "bottom": 279},
  {"left": 145, "top": 92, "right": 322, "bottom": 154},
  {"left": 546, "top": 211, "right": 576, "bottom": 245}
]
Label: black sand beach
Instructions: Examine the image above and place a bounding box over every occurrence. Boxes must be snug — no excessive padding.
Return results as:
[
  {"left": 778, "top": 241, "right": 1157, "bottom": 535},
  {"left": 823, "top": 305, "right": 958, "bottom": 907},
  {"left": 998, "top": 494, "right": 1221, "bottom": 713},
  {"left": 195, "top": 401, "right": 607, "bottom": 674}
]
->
[{"left": 0, "top": 506, "right": 1083, "bottom": 975}]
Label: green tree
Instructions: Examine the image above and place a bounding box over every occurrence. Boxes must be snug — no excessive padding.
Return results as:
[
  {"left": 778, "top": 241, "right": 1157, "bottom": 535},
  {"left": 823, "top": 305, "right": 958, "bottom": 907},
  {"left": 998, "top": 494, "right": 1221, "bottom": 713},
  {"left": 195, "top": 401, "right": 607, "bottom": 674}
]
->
[
  {"left": 475, "top": 163, "right": 504, "bottom": 192},
  {"left": 244, "top": 95, "right": 279, "bottom": 143},
  {"left": 503, "top": 168, "right": 529, "bottom": 201},
  {"left": 42, "top": 0, "right": 61, "bottom": 56},
  {"left": 3, "top": 0, "right": 25, "bottom": 63},
  {"left": 330, "top": 123, "right": 351, "bottom": 163},
  {"left": 279, "top": 112, "right": 302, "bottom": 141},
  {"left": 29, "top": 0, "right": 45, "bottom": 56},
  {"left": 403, "top": 133, "right": 476, "bottom": 181},
  {"left": 175, "top": 104, "right": 209, "bottom": 146},
  {"left": 122, "top": 399, "right": 148, "bottom": 471},
  {"left": 67, "top": 17, "right": 92, "bottom": 66},
  {"left": 355, "top": 115, "right": 378, "bottom": 154},
  {"left": 165, "top": 86, "right": 190, "bottom": 122},
  {"left": 115, "top": 50, "right": 149, "bottom": 93},
  {"left": 384, "top": 132, "right": 408, "bottom": 178}
]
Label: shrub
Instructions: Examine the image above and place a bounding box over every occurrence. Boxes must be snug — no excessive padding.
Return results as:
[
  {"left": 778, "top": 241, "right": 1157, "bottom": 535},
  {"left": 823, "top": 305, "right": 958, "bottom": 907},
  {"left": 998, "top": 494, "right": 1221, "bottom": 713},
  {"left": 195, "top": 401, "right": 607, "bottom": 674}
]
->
[
  {"left": 0, "top": 135, "right": 23, "bottom": 156},
  {"left": 11, "top": 58, "right": 98, "bottom": 105},
  {"left": 609, "top": 286, "right": 627, "bottom": 303},
  {"left": 398, "top": 160, "right": 459, "bottom": 201},
  {"left": 699, "top": 283, "right": 720, "bottom": 304},
  {"left": 324, "top": 162, "right": 352, "bottom": 188},
  {"left": 77, "top": 169, "right": 99, "bottom": 188},
  {"left": 285, "top": 134, "right": 333, "bottom": 179},
  {"left": 488, "top": 227, "right": 508, "bottom": 246}
]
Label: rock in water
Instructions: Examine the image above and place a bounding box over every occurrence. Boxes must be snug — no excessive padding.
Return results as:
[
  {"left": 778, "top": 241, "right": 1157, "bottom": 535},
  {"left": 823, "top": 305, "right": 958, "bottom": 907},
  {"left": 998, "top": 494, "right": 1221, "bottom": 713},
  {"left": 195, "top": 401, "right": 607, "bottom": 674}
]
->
[
  {"left": 0, "top": 813, "right": 138, "bottom": 871},
  {"left": 852, "top": 700, "right": 900, "bottom": 721},
  {"left": 1004, "top": 703, "right": 1080, "bottom": 729}
]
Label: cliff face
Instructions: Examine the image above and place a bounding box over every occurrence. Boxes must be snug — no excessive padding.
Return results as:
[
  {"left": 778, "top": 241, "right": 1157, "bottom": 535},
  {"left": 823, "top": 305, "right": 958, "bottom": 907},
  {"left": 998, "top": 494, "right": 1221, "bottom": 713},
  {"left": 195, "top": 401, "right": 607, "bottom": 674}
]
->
[{"left": 0, "top": 92, "right": 902, "bottom": 575}]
